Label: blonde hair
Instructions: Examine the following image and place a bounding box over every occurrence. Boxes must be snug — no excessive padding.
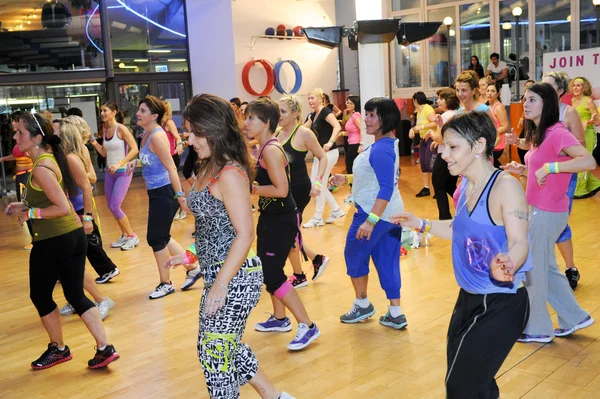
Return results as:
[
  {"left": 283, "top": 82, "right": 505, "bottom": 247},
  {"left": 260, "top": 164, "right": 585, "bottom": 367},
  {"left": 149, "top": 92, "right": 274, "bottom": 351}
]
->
[
  {"left": 570, "top": 76, "right": 592, "bottom": 97},
  {"left": 64, "top": 115, "right": 92, "bottom": 142},
  {"left": 162, "top": 101, "right": 173, "bottom": 124},
  {"left": 60, "top": 117, "right": 91, "bottom": 172},
  {"left": 308, "top": 88, "right": 324, "bottom": 104},
  {"left": 280, "top": 94, "right": 303, "bottom": 123}
]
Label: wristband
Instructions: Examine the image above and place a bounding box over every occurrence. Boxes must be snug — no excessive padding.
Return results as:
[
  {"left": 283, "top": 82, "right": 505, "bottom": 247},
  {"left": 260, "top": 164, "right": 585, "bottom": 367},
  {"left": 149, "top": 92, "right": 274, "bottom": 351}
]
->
[
  {"left": 544, "top": 163, "right": 552, "bottom": 174},
  {"left": 183, "top": 252, "right": 194, "bottom": 265},
  {"left": 28, "top": 208, "right": 34, "bottom": 220},
  {"left": 314, "top": 180, "right": 323, "bottom": 187},
  {"left": 82, "top": 215, "right": 93, "bottom": 222},
  {"left": 553, "top": 162, "right": 560, "bottom": 174},
  {"left": 90, "top": 139, "right": 96, "bottom": 144},
  {"left": 174, "top": 191, "right": 185, "bottom": 199},
  {"left": 418, "top": 219, "right": 432, "bottom": 234},
  {"left": 316, "top": 176, "right": 323, "bottom": 183},
  {"left": 346, "top": 174, "right": 354, "bottom": 186},
  {"left": 367, "top": 213, "right": 380, "bottom": 225},
  {"left": 36, "top": 208, "right": 42, "bottom": 219}
]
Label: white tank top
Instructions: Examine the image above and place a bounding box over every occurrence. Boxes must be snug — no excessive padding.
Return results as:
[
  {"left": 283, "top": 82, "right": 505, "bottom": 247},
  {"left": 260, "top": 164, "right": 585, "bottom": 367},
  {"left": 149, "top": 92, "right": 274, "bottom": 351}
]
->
[
  {"left": 104, "top": 124, "right": 128, "bottom": 166},
  {"left": 559, "top": 103, "right": 568, "bottom": 123}
]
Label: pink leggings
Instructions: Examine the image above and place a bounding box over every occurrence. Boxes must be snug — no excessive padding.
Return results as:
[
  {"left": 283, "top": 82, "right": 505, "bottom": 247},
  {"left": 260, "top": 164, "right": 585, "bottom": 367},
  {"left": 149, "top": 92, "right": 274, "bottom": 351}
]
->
[{"left": 104, "top": 171, "right": 132, "bottom": 220}]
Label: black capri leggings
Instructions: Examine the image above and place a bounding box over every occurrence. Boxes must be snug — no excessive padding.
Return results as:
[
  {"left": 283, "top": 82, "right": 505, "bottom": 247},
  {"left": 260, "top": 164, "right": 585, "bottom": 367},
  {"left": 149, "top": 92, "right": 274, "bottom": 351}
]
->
[
  {"left": 75, "top": 208, "right": 117, "bottom": 277},
  {"left": 432, "top": 156, "right": 458, "bottom": 220},
  {"left": 257, "top": 211, "right": 300, "bottom": 294},
  {"left": 345, "top": 143, "right": 360, "bottom": 174},
  {"left": 29, "top": 228, "right": 95, "bottom": 317},
  {"left": 147, "top": 184, "right": 179, "bottom": 252}
]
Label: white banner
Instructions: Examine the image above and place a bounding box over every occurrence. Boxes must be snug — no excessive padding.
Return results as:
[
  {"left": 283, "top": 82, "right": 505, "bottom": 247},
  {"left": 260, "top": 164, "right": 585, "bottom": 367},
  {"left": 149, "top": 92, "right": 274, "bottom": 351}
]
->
[{"left": 543, "top": 47, "right": 600, "bottom": 100}]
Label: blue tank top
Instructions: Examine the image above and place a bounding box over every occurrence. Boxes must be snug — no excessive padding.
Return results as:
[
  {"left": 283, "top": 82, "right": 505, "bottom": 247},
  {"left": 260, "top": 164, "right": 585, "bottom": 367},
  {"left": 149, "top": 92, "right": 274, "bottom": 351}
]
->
[
  {"left": 451, "top": 170, "right": 532, "bottom": 294},
  {"left": 70, "top": 187, "right": 84, "bottom": 212},
  {"left": 140, "top": 127, "right": 171, "bottom": 190}
]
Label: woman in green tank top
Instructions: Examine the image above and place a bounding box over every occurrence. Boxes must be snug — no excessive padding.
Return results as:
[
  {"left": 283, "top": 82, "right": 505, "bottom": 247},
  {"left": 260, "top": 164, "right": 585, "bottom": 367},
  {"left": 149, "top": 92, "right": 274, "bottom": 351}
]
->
[{"left": 4, "top": 112, "right": 119, "bottom": 370}]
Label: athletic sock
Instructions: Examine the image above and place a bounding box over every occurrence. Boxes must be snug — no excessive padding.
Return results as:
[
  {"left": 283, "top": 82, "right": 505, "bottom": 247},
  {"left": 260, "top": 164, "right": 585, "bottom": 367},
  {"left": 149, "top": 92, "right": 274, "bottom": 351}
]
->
[
  {"left": 127, "top": 233, "right": 136, "bottom": 238},
  {"left": 389, "top": 305, "right": 402, "bottom": 318},
  {"left": 308, "top": 323, "right": 315, "bottom": 329},
  {"left": 424, "top": 185, "right": 429, "bottom": 189},
  {"left": 98, "top": 345, "right": 106, "bottom": 351},
  {"left": 355, "top": 298, "right": 370, "bottom": 308},
  {"left": 275, "top": 316, "right": 287, "bottom": 321},
  {"left": 57, "top": 346, "right": 66, "bottom": 351}
]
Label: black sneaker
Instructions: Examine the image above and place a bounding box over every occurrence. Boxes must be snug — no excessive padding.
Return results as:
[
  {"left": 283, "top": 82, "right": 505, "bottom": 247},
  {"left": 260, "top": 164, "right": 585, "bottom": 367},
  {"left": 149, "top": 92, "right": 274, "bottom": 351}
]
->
[
  {"left": 312, "top": 254, "right": 330, "bottom": 281},
  {"left": 415, "top": 187, "right": 431, "bottom": 197},
  {"left": 288, "top": 273, "right": 308, "bottom": 289},
  {"left": 95, "top": 268, "right": 120, "bottom": 284},
  {"left": 566, "top": 268, "right": 580, "bottom": 290},
  {"left": 88, "top": 344, "right": 120, "bottom": 369},
  {"left": 31, "top": 343, "right": 72, "bottom": 370}
]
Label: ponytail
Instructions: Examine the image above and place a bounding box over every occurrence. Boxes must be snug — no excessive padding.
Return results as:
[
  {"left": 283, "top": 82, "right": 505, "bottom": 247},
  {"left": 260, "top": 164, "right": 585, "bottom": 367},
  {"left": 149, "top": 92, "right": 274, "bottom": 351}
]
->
[{"left": 46, "top": 129, "right": 78, "bottom": 198}]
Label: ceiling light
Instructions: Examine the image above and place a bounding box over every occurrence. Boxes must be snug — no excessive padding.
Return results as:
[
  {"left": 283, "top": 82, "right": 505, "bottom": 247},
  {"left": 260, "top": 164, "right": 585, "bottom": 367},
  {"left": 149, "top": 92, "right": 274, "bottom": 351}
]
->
[
  {"left": 443, "top": 17, "right": 453, "bottom": 26},
  {"left": 134, "top": 59, "right": 149, "bottom": 62},
  {"left": 167, "top": 59, "right": 186, "bottom": 62},
  {"left": 148, "top": 49, "right": 171, "bottom": 53},
  {"left": 46, "top": 83, "right": 102, "bottom": 89},
  {"left": 502, "top": 22, "right": 512, "bottom": 30},
  {"left": 512, "top": 7, "right": 523, "bottom": 17}
]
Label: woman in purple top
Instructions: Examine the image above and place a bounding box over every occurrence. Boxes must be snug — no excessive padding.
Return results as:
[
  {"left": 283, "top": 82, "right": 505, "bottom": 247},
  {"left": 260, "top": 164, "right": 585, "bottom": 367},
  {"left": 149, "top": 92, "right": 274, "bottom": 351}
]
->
[
  {"left": 392, "top": 112, "right": 531, "bottom": 398},
  {"left": 502, "top": 83, "right": 596, "bottom": 343}
]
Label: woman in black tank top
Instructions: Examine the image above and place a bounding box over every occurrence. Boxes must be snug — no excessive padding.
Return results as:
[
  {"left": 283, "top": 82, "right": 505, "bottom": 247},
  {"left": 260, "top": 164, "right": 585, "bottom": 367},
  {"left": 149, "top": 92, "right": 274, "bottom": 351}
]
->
[
  {"left": 277, "top": 95, "right": 331, "bottom": 286},
  {"left": 245, "top": 98, "right": 321, "bottom": 351}
]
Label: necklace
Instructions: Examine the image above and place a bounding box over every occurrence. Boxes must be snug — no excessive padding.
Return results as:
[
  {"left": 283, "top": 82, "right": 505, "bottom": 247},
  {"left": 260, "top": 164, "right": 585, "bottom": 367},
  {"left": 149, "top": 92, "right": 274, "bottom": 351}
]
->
[{"left": 450, "top": 168, "right": 496, "bottom": 227}]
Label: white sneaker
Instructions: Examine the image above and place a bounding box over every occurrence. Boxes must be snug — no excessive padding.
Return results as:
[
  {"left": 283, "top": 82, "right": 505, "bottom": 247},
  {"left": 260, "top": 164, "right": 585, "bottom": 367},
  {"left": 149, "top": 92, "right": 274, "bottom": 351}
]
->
[
  {"left": 325, "top": 208, "right": 346, "bottom": 224},
  {"left": 97, "top": 297, "right": 115, "bottom": 320},
  {"left": 280, "top": 393, "right": 296, "bottom": 399},
  {"left": 59, "top": 303, "right": 75, "bottom": 316},
  {"left": 121, "top": 235, "right": 140, "bottom": 251},
  {"left": 302, "top": 217, "right": 324, "bottom": 228},
  {"left": 181, "top": 265, "right": 202, "bottom": 291},
  {"left": 110, "top": 235, "right": 128, "bottom": 248},
  {"left": 149, "top": 282, "right": 175, "bottom": 299}
]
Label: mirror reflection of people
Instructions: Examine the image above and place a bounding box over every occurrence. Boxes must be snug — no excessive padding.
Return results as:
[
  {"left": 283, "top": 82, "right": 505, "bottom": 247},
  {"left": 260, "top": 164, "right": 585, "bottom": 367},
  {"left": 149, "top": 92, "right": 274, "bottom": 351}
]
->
[{"left": 41, "top": 0, "right": 72, "bottom": 29}]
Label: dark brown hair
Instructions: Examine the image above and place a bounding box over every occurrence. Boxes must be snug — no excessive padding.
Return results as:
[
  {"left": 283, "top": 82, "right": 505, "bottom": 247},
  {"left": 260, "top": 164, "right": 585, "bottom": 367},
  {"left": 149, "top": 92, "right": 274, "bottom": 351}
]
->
[
  {"left": 102, "top": 101, "right": 124, "bottom": 123},
  {"left": 245, "top": 97, "right": 280, "bottom": 133},
  {"left": 138, "top": 95, "right": 166, "bottom": 125},
  {"left": 523, "top": 83, "right": 560, "bottom": 148},
  {"left": 182, "top": 94, "right": 254, "bottom": 179}
]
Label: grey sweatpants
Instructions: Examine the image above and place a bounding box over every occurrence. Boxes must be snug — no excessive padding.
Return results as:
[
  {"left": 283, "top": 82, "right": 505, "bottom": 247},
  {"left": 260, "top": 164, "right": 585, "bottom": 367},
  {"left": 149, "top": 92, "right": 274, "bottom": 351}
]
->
[{"left": 523, "top": 206, "right": 589, "bottom": 337}]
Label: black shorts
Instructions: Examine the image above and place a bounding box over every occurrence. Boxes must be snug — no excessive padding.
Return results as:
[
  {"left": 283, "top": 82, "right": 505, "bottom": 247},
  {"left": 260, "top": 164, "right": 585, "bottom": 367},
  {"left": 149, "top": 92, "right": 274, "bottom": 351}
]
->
[
  {"left": 147, "top": 184, "right": 179, "bottom": 252},
  {"left": 257, "top": 211, "right": 300, "bottom": 294}
]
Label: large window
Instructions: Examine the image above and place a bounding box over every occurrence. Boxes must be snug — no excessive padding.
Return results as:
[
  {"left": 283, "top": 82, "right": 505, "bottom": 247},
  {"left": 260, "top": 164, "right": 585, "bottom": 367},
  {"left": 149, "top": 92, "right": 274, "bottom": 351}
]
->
[
  {"left": 0, "top": 0, "right": 104, "bottom": 74},
  {"left": 392, "top": 0, "right": 420, "bottom": 11},
  {"left": 459, "top": 3, "right": 490, "bottom": 81},
  {"left": 394, "top": 14, "right": 423, "bottom": 88},
  {"left": 108, "top": 0, "right": 188, "bottom": 73},
  {"left": 534, "top": 0, "right": 570, "bottom": 80},
  {"left": 428, "top": 7, "right": 455, "bottom": 88},
  {"left": 580, "top": 2, "right": 600, "bottom": 49}
]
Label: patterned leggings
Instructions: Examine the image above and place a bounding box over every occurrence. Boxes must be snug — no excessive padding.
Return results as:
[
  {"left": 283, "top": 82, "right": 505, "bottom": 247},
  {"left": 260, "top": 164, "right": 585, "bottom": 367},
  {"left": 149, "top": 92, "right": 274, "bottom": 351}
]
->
[{"left": 198, "top": 257, "right": 263, "bottom": 398}]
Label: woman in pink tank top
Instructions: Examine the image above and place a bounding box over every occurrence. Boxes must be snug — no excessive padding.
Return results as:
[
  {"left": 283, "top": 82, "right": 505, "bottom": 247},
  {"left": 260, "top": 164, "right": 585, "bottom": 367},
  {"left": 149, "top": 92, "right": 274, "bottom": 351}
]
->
[{"left": 487, "top": 81, "right": 509, "bottom": 167}]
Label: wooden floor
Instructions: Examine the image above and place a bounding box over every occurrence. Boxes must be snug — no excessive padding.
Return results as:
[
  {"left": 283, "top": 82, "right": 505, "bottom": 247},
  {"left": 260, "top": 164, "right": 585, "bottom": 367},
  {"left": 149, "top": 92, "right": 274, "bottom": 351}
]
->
[{"left": 1, "top": 156, "right": 600, "bottom": 399}]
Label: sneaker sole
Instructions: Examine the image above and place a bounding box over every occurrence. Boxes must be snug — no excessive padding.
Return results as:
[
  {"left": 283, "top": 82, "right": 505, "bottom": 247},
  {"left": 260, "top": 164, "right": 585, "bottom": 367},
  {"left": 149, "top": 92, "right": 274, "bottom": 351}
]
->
[
  {"left": 59, "top": 310, "right": 75, "bottom": 316},
  {"left": 88, "top": 352, "right": 120, "bottom": 369},
  {"left": 292, "top": 281, "right": 309, "bottom": 289},
  {"left": 340, "top": 309, "right": 376, "bottom": 324},
  {"left": 302, "top": 222, "right": 324, "bottom": 228},
  {"left": 181, "top": 271, "right": 203, "bottom": 291},
  {"left": 121, "top": 241, "right": 140, "bottom": 251},
  {"left": 517, "top": 337, "right": 553, "bottom": 343},
  {"left": 96, "top": 269, "right": 121, "bottom": 284},
  {"left": 287, "top": 329, "right": 321, "bottom": 351},
  {"left": 149, "top": 289, "right": 175, "bottom": 300},
  {"left": 379, "top": 319, "right": 408, "bottom": 330},
  {"left": 312, "top": 258, "right": 329, "bottom": 281},
  {"left": 31, "top": 354, "right": 73, "bottom": 370},
  {"left": 555, "top": 317, "right": 595, "bottom": 337},
  {"left": 325, "top": 213, "right": 346, "bottom": 224},
  {"left": 254, "top": 324, "right": 293, "bottom": 332}
]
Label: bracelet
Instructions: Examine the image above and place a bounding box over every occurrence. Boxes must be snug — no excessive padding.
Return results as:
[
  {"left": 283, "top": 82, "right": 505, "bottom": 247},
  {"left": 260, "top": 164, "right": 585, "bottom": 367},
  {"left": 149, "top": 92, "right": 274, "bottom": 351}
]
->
[
  {"left": 174, "top": 191, "right": 185, "bottom": 199},
  {"left": 314, "top": 180, "right": 323, "bottom": 187},
  {"left": 36, "top": 208, "right": 42, "bottom": 219},
  {"left": 346, "top": 174, "right": 354, "bottom": 186},
  {"left": 367, "top": 213, "right": 380, "bottom": 225},
  {"left": 183, "top": 252, "right": 195, "bottom": 265},
  {"left": 316, "top": 176, "right": 323, "bottom": 183},
  {"left": 418, "top": 219, "right": 432, "bottom": 234},
  {"left": 28, "top": 208, "right": 34, "bottom": 219},
  {"left": 215, "top": 281, "right": 228, "bottom": 291},
  {"left": 82, "top": 215, "right": 93, "bottom": 222}
]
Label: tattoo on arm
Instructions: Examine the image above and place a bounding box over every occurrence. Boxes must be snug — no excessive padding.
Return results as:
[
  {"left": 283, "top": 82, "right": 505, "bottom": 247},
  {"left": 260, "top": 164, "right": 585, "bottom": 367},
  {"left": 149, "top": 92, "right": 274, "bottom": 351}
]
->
[{"left": 508, "top": 209, "right": 528, "bottom": 220}]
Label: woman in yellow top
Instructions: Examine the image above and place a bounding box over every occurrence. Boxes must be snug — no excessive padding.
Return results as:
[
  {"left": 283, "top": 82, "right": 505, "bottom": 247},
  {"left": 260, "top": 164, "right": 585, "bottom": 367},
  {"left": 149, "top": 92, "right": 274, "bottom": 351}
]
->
[
  {"left": 409, "top": 92, "right": 438, "bottom": 197},
  {"left": 571, "top": 77, "right": 600, "bottom": 198},
  {"left": 4, "top": 112, "right": 119, "bottom": 370},
  {"left": 0, "top": 111, "right": 34, "bottom": 246}
]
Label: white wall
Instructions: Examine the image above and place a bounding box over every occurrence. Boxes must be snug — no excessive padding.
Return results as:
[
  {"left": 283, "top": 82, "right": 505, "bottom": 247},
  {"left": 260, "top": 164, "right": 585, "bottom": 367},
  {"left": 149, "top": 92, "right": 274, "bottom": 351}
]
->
[
  {"left": 335, "top": 0, "right": 359, "bottom": 96},
  {"left": 231, "top": 0, "right": 338, "bottom": 118}
]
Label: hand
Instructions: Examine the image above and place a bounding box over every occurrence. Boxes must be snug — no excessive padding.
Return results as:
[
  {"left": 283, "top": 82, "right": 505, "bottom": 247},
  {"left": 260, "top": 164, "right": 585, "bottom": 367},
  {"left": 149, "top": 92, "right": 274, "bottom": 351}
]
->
[
  {"left": 205, "top": 281, "right": 228, "bottom": 317},
  {"left": 310, "top": 183, "right": 322, "bottom": 197},
  {"left": 323, "top": 142, "right": 333, "bottom": 152},
  {"left": 423, "top": 130, "right": 432, "bottom": 141},
  {"left": 5, "top": 202, "right": 25, "bottom": 216},
  {"left": 108, "top": 163, "right": 121, "bottom": 174},
  {"left": 489, "top": 253, "right": 515, "bottom": 282},
  {"left": 126, "top": 160, "right": 136, "bottom": 175},
  {"left": 389, "top": 212, "right": 421, "bottom": 230},
  {"left": 83, "top": 220, "right": 93, "bottom": 235},
  {"left": 413, "top": 124, "right": 421, "bottom": 133},
  {"left": 430, "top": 141, "right": 439, "bottom": 152},
  {"left": 17, "top": 210, "right": 30, "bottom": 227},
  {"left": 329, "top": 174, "right": 347, "bottom": 187},
  {"left": 500, "top": 161, "right": 526, "bottom": 175},
  {"left": 408, "top": 128, "right": 415, "bottom": 139},
  {"left": 358, "top": 144, "right": 364, "bottom": 153},
  {"left": 505, "top": 128, "right": 519, "bottom": 145},
  {"left": 177, "top": 196, "right": 191, "bottom": 213},
  {"left": 534, "top": 166, "right": 548, "bottom": 187},
  {"left": 165, "top": 254, "right": 186, "bottom": 269},
  {"left": 434, "top": 114, "right": 444, "bottom": 127},
  {"left": 176, "top": 142, "right": 185, "bottom": 155},
  {"left": 356, "top": 221, "right": 374, "bottom": 241}
]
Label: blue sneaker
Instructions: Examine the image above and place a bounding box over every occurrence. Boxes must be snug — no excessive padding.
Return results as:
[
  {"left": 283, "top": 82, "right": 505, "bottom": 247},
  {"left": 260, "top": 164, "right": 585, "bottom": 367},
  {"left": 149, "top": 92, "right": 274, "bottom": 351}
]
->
[
  {"left": 255, "top": 314, "right": 293, "bottom": 332},
  {"left": 379, "top": 311, "right": 408, "bottom": 330},
  {"left": 554, "top": 315, "right": 594, "bottom": 337},
  {"left": 287, "top": 322, "right": 320, "bottom": 350},
  {"left": 517, "top": 334, "right": 553, "bottom": 343}
]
